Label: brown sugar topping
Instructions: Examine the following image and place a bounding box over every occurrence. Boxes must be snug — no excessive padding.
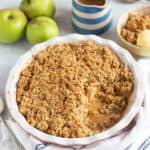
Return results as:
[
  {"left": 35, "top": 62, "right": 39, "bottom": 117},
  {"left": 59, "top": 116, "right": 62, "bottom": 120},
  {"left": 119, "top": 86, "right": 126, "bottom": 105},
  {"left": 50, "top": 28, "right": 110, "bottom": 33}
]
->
[{"left": 16, "top": 40, "right": 134, "bottom": 138}]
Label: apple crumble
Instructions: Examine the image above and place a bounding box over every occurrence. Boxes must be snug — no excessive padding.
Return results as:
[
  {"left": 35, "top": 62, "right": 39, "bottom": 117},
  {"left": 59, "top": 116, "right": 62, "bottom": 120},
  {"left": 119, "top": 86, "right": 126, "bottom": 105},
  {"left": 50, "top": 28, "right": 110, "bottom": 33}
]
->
[
  {"left": 121, "top": 13, "right": 150, "bottom": 45},
  {"left": 16, "top": 40, "right": 134, "bottom": 138}
]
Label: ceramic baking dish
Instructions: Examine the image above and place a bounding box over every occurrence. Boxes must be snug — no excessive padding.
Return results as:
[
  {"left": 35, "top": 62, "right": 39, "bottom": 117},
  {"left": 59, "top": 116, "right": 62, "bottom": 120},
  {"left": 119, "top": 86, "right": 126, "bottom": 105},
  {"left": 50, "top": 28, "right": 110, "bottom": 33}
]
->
[{"left": 5, "top": 34, "right": 144, "bottom": 146}]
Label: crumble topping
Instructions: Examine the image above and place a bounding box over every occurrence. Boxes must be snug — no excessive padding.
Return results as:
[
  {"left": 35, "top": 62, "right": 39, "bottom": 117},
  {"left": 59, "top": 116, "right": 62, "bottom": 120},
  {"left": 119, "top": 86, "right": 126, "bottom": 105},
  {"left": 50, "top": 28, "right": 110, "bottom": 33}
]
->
[
  {"left": 16, "top": 40, "right": 134, "bottom": 138},
  {"left": 121, "top": 13, "right": 150, "bottom": 45}
]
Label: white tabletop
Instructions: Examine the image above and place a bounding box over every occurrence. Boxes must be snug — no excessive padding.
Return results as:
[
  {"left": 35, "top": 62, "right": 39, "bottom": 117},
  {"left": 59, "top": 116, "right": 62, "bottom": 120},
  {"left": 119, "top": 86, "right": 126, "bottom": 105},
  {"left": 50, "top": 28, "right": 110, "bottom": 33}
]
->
[{"left": 0, "top": 0, "right": 147, "bottom": 98}]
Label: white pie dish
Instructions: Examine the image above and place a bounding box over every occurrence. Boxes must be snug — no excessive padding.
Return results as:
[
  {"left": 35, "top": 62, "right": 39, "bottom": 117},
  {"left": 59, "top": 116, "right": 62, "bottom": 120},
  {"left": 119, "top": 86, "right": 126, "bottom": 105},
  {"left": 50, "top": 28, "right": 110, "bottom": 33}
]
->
[{"left": 5, "top": 34, "right": 144, "bottom": 147}]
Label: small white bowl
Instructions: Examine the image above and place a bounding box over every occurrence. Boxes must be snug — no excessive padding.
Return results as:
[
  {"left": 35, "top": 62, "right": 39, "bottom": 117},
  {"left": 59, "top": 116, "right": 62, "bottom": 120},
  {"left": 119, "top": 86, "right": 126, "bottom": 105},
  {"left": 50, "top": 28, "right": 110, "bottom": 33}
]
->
[
  {"left": 117, "top": 6, "right": 150, "bottom": 56},
  {"left": 5, "top": 34, "right": 144, "bottom": 147}
]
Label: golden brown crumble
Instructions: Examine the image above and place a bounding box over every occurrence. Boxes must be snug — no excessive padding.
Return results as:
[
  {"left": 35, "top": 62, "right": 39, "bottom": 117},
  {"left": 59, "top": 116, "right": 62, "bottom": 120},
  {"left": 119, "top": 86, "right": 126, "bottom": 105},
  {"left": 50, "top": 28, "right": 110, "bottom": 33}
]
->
[
  {"left": 16, "top": 40, "right": 134, "bottom": 138},
  {"left": 121, "top": 13, "right": 150, "bottom": 45}
]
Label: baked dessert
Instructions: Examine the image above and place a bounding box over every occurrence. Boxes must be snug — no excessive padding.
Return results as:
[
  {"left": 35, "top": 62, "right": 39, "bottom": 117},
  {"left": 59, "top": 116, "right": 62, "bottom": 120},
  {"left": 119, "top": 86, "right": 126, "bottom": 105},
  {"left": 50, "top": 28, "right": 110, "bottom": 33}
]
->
[
  {"left": 121, "top": 13, "right": 150, "bottom": 46},
  {"left": 16, "top": 40, "right": 134, "bottom": 138}
]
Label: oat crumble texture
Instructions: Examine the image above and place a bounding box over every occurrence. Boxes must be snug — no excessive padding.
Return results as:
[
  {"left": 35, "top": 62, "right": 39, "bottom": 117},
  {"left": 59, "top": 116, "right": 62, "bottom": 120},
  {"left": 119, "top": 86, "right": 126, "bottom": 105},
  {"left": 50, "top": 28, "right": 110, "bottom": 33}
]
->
[
  {"left": 17, "top": 40, "right": 134, "bottom": 138},
  {"left": 121, "top": 13, "right": 150, "bottom": 45}
]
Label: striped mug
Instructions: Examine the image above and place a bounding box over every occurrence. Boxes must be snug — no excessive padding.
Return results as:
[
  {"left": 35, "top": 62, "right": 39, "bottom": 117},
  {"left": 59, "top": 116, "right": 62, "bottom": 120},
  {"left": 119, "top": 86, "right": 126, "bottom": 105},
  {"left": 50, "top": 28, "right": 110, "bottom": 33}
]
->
[{"left": 72, "top": 0, "right": 113, "bottom": 34}]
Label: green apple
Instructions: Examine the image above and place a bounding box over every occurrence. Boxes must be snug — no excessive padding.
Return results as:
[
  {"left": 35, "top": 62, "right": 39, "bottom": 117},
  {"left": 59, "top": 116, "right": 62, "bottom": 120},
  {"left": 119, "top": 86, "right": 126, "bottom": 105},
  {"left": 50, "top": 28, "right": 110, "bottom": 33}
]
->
[
  {"left": 20, "top": 0, "right": 55, "bottom": 20},
  {"left": 0, "top": 9, "right": 28, "bottom": 44},
  {"left": 26, "top": 16, "right": 59, "bottom": 45}
]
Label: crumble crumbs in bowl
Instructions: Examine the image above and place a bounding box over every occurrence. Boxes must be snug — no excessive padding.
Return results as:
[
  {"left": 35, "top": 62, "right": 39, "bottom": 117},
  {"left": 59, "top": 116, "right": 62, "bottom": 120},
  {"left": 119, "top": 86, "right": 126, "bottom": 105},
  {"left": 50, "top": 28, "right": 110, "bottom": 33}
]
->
[
  {"left": 117, "top": 6, "right": 150, "bottom": 56},
  {"left": 5, "top": 34, "right": 144, "bottom": 146},
  {"left": 17, "top": 40, "right": 134, "bottom": 138}
]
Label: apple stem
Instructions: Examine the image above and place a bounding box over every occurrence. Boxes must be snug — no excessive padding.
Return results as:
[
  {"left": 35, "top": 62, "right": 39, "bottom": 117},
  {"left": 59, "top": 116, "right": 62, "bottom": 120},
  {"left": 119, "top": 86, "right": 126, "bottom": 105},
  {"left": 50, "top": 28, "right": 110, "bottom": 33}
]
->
[
  {"left": 27, "top": 0, "right": 32, "bottom": 3},
  {"left": 8, "top": 15, "right": 14, "bottom": 20}
]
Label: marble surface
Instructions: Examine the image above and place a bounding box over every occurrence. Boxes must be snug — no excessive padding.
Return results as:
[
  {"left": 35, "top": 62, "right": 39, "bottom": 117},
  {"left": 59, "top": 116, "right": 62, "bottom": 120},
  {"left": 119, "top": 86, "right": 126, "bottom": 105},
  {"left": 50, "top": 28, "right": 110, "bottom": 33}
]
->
[{"left": 0, "top": 0, "right": 147, "bottom": 99}]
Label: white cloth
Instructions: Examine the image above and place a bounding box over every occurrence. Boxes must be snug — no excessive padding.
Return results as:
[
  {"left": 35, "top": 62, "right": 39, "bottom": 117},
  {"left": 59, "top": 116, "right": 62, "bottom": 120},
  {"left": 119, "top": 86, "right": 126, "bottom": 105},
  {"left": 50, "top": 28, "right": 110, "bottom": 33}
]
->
[{"left": 1, "top": 59, "right": 150, "bottom": 150}]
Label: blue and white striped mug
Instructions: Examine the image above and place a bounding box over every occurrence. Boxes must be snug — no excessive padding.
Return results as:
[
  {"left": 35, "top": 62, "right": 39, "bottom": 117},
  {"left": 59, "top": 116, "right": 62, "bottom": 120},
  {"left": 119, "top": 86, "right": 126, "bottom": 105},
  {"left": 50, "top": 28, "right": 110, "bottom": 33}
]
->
[{"left": 72, "top": 0, "right": 113, "bottom": 34}]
